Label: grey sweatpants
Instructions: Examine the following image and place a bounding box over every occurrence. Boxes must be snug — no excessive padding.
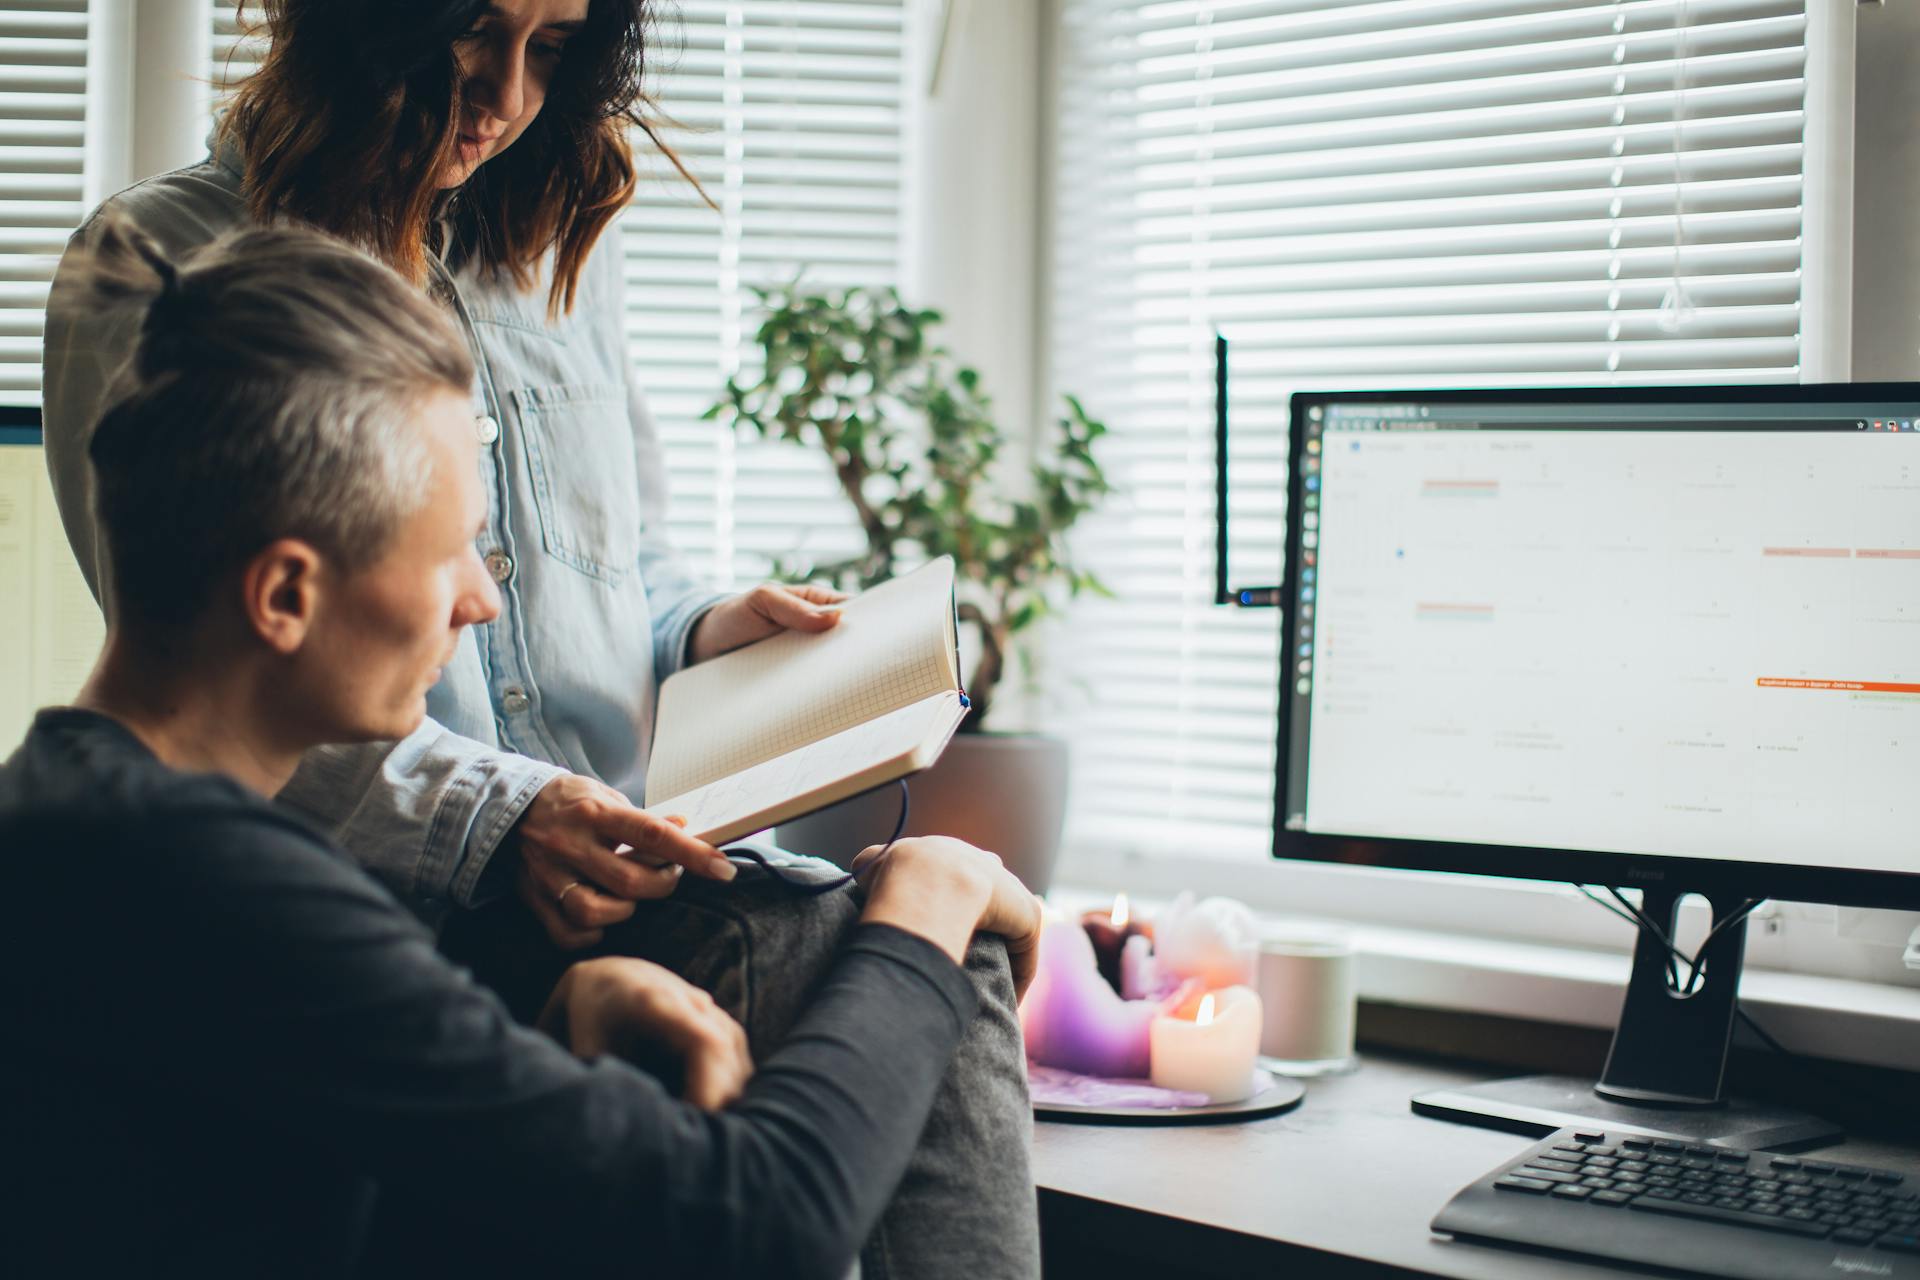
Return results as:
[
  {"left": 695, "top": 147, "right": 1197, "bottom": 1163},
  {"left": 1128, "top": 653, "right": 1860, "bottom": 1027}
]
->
[{"left": 442, "top": 856, "right": 1042, "bottom": 1280}]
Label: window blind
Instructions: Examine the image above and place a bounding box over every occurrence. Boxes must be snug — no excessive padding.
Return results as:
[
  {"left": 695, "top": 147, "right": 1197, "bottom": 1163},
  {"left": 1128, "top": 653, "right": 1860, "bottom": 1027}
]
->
[
  {"left": 212, "top": 1, "right": 266, "bottom": 100},
  {"left": 623, "top": 0, "right": 903, "bottom": 585},
  {"left": 0, "top": 0, "right": 85, "bottom": 403},
  {"left": 1045, "top": 0, "right": 1810, "bottom": 859}
]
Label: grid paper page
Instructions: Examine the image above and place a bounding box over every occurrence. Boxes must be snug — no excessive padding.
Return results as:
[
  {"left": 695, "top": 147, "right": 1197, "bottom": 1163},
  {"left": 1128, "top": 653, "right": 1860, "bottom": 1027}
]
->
[{"left": 646, "top": 557, "right": 959, "bottom": 804}]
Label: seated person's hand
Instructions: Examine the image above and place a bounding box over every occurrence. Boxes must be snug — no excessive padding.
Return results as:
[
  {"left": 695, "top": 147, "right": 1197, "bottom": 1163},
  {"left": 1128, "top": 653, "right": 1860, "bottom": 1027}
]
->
[
  {"left": 686, "top": 582, "right": 845, "bottom": 663},
  {"left": 852, "top": 836, "right": 1044, "bottom": 1000},
  {"left": 514, "top": 773, "right": 738, "bottom": 950},
  {"left": 538, "top": 957, "right": 753, "bottom": 1111}
]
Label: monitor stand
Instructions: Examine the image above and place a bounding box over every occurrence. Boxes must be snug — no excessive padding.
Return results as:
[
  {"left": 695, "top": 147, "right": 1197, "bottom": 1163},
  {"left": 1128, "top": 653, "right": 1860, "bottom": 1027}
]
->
[{"left": 1410, "top": 885, "right": 1844, "bottom": 1152}]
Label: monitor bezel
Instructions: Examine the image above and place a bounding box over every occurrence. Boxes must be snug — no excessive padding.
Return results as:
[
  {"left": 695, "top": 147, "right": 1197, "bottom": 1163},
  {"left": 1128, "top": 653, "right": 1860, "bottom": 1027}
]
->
[{"left": 1271, "top": 381, "right": 1920, "bottom": 911}]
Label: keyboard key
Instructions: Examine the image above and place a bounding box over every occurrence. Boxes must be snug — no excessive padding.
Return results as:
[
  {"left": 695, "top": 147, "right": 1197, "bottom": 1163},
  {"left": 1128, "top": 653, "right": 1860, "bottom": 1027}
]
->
[
  {"left": 1836, "top": 1228, "right": 1878, "bottom": 1244},
  {"left": 1590, "top": 1191, "right": 1633, "bottom": 1206},
  {"left": 1655, "top": 1141, "right": 1687, "bottom": 1153},
  {"left": 1553, "top": 1142, "right": 1587, "bottom": 1155},
  {"left": 1495, "top": 1176, "right": 1555, "bottom": 1194},
  {"left": 1621, "top": 1138, "right": 1652, "bottom": 1150},
  {"left": 1837, "top": 1170, "right": 1870, "bottom": 1183},
  {"left": 1574, "top": 1132, "right": 1606, "bottom": 1144},
  {"left": 1649, "top": 1154, "right": 1682, "bottom": 1167},
  {"left": 1771, "top": 1158, "right": 1802, "bottom": 1170},
  {"left": 1716, "top": 1152, "right": 1750, "bottom": 1164},
  {"left": 1530, "top": 1158, "right": 1582, "bottom": 1174},
  {"left": 1681, "top": 1158, "right": 1716, "bottom": 1170},
  {"left": 1552, "top": 1185, "right": 1593, "bottom": 1200},
  {"left": 1619, "top": 1160, "right": 1651, "bottom": 1175},
  {"left": 1587, "top": 1157, "right": 1620, "bottom": 1170},
  {"left": 1581, "top": 1177, "right": 1616, "bottom": 1190},
  {"left": 1871, "top": 1172, "right": 1905, "bottom": 1186},
  {"left": 1784, "top": 1209, "right": 1821, "bottom": 1223},
  {"left": 1856, "top": 1218, "right": 1894, "bottom": 1234},
  {"left": 1713, "top": 1197, "right": 1751, "bottom": 1211},
  {"left": 1632, "top": 1195, "right": 1831, "bottom": 1238},
  {"left": 1586, "top": 1146, "right": 1619, "bottom": 1158},
  {"left": 1877, "top": 1233, "right": 1920, "bottom": 1254},
  {"left": 1517, "top": 1168, "right": 1584, "bottom": 1185}
]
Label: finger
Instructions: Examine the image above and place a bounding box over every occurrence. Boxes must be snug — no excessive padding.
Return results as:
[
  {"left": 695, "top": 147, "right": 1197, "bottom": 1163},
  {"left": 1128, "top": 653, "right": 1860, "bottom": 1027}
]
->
[
  {"left": 849, "top": 843, "right": 889, "bottom": 876},
  {"left": 544, "top": 837, "right": 684, "bottom": 907},
  {"left": 1006, "top": 936, "right": 1040, "bottom": 1002},
  {"left": 789, "top": 582, "right": 849, "bottom": 605},
  {"left": 534, "top": 970, "right": 574, "bottom": 1041},
  {"left": 681, "top": 1015, "right": 753, "bottom": 1111},
  {"left": 751, "top": 583, "right": 841, "bottom": 633},
  {"left": 518, "top": 867, "right": 604, "bottom": 950},
  {"left": 595, "top": 805, "right": 737, "bottom": 882}
]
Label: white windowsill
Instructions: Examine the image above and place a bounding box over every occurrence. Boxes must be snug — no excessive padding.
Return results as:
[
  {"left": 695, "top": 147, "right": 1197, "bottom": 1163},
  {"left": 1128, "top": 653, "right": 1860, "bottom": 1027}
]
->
[{"left": 1046, "top": 883, "right": 1920, "bottom": 1077}]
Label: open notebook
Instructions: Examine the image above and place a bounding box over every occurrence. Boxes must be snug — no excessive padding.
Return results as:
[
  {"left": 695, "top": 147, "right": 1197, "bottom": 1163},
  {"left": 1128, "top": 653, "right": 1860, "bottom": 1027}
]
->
[{"left": 644, "top": 557, "right": 967, "bottom": 848}]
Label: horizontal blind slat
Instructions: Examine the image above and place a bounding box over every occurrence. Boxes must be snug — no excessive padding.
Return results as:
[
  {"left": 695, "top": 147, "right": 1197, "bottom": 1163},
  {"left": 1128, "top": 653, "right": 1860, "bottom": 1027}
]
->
[{"left": 1046, "top": 0, "right": 1808, "bottom": 854}]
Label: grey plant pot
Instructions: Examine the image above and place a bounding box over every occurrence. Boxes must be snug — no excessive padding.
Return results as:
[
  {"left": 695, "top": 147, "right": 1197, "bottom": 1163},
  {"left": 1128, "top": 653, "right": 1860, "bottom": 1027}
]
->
[{"left": 774, "top": 732, "right": 1070, "bottom": 895}]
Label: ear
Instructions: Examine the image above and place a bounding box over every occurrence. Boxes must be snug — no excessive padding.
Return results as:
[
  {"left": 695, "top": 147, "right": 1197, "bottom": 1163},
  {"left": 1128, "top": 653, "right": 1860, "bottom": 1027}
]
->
[{"left": 240, "top": 538, "right": 326, "bottom": 655}]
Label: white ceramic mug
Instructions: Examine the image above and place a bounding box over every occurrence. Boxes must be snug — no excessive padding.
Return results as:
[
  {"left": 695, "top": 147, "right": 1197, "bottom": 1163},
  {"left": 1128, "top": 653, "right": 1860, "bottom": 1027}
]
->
[{"left": 1255, "top": 932, "right": 1358, "bottom": 1076}]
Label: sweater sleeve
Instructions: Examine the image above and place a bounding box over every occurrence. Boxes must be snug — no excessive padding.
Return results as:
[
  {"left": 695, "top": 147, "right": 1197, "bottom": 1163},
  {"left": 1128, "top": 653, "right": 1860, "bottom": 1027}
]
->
[{"left": 110, "top": 809, "right": 977, "bottom": 1279}]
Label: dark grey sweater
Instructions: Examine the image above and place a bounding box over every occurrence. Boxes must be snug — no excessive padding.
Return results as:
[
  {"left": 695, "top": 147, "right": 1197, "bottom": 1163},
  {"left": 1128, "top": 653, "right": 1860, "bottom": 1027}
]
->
[{"left": 0, "top": 709, "right": 976, "bottom": 1278}]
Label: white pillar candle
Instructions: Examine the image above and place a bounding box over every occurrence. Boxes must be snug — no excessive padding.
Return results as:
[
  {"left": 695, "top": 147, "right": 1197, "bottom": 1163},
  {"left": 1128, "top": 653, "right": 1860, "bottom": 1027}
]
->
[{"left": 1147, "top": 984, "right": 1263, "bottom": 1103}]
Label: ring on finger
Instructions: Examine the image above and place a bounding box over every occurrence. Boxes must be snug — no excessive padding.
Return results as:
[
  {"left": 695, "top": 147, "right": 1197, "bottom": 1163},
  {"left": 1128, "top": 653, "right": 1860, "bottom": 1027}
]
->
[{"left": 556, "top": 880, "right": 585, "bottom": 908}]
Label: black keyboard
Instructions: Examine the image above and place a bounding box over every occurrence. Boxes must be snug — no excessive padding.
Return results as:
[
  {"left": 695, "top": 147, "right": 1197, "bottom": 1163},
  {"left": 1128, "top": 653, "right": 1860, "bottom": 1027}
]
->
[{"left": 1433, "top": 1128, "right": 1920, "bottom": 1280}]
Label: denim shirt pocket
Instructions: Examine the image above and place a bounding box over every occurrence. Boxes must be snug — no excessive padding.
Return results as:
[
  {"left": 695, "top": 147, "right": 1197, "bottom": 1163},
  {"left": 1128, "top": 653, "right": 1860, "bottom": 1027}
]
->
[{"left": 513, "top": 382, "right": 641, "bottom": 584}]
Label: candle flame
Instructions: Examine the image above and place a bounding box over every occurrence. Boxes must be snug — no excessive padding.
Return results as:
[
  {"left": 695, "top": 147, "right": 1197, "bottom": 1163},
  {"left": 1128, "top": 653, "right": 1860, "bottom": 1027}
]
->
[
  {"left": 1196, "top": 993, "right": 1216, "bottom": 1026},
  {"left": 1111, "top": 892, "right": 1130, "bottom": 929}
]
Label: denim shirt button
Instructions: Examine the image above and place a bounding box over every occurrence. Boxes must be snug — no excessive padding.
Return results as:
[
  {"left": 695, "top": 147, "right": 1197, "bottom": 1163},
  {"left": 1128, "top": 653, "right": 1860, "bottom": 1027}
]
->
[
  {"left": 485, "top": 550, "right": 514, "bottom": 584},
  {"left": 475, "top": 414, "right": 500, "bottom": 445},
  {"left": 500, "top": 688, "right": 530, "bottom": 716}
]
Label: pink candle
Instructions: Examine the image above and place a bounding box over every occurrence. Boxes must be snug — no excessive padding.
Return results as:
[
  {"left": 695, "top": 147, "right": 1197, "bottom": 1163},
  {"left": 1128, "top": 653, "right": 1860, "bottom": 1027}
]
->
[
  {"left": 1020, "top": 919, "right": 1163, "bottom": 1078},
  {"left": 1119, "top": 933, "right": 1175, "bottom": 1001}
]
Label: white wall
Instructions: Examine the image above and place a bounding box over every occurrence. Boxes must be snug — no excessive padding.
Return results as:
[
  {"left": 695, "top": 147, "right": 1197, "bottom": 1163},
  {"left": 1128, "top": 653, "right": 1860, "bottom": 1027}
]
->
[
  {"left": 84, "top": 0, "right": 213, "bottom": 203},
  {"left": 1851, "top": 0, "right": 1920, "bottom": 382},
  {"left": 901, "top": 0, "right": 1044, "bottom": 441}
]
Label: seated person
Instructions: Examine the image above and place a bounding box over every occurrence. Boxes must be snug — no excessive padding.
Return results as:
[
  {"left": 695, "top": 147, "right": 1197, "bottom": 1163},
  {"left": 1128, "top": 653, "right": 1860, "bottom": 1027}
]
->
[{"left": 0, "top": 220, "right": 1042, "bottom": 1279}]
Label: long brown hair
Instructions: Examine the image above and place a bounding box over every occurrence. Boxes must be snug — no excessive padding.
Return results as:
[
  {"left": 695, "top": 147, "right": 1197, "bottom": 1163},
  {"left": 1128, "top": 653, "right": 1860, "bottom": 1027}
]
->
[{"left": 223, "top": 0, "right": 699, "bottom": 316}]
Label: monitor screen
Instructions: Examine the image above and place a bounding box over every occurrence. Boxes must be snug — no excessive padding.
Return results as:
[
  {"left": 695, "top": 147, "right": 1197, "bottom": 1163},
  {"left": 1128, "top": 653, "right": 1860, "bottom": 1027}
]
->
[
  {"left": 0, "top": 418, "right": 104, "bottom": 755},
  {"left": 1274, "top": 386, "right": 1920, "bottom": 907}
]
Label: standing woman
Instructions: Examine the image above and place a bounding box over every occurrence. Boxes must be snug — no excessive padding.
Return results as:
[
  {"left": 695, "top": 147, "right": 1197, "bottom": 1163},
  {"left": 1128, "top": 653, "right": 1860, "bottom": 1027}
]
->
[{"left": 41, "top": 3, "right": 1039, "bottom": 1276}]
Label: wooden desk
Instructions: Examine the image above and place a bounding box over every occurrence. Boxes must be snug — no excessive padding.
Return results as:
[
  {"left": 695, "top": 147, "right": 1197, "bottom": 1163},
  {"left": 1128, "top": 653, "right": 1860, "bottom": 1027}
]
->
[{"left": 1033, "top": 1052, "right": 1920, "bottom": 1279}]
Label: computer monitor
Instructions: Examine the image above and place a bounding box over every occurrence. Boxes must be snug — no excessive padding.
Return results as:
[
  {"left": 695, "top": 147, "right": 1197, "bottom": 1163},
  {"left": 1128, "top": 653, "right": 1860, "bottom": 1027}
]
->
[
  {"left": 1272, "top": 383, "right": 1920, "bottom": 1150},
  {"left": 0, "top": 408, "right": 105, "bottom": 755}
]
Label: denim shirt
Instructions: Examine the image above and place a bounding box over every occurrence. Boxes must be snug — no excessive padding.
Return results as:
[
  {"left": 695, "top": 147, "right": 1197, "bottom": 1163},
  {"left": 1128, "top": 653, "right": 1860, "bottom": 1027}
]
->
[{"left": 40, "top": 145, "right": 728, "bottom": 913}]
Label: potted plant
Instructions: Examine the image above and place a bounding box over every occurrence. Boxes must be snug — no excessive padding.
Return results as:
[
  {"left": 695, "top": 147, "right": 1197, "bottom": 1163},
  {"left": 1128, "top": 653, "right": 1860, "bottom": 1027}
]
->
[{"left": 706, "top": 282, "right": 1110, "bottom": 891}]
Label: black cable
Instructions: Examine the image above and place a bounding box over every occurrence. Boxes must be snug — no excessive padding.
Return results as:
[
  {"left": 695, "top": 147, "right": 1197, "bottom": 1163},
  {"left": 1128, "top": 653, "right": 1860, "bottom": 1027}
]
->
[
  {"left": 1586, "top": 884, "right": 1759, "bottom": 995},
  {"left": 1578, "top": 884, "right": 1780, "bottom": 1051},
  {"left": 721, "top": 779, "right": 911, "bottom": 896},
  {"left": 1576, "top": 885, "right": 1914, "bottom": 1127}
]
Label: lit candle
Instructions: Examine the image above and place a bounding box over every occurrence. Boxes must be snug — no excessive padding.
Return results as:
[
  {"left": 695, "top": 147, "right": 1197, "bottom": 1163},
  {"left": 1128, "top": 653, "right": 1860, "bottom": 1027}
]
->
[
  {"left": 1020, "top": 918, "right": 1163, "bottom": 1078},
  {"left": 1148, "top": 984, "right": 1263, "bottom": 1103},
  {"left": 1079, "top": 893, "right": 1149, "bottom": 993}
]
